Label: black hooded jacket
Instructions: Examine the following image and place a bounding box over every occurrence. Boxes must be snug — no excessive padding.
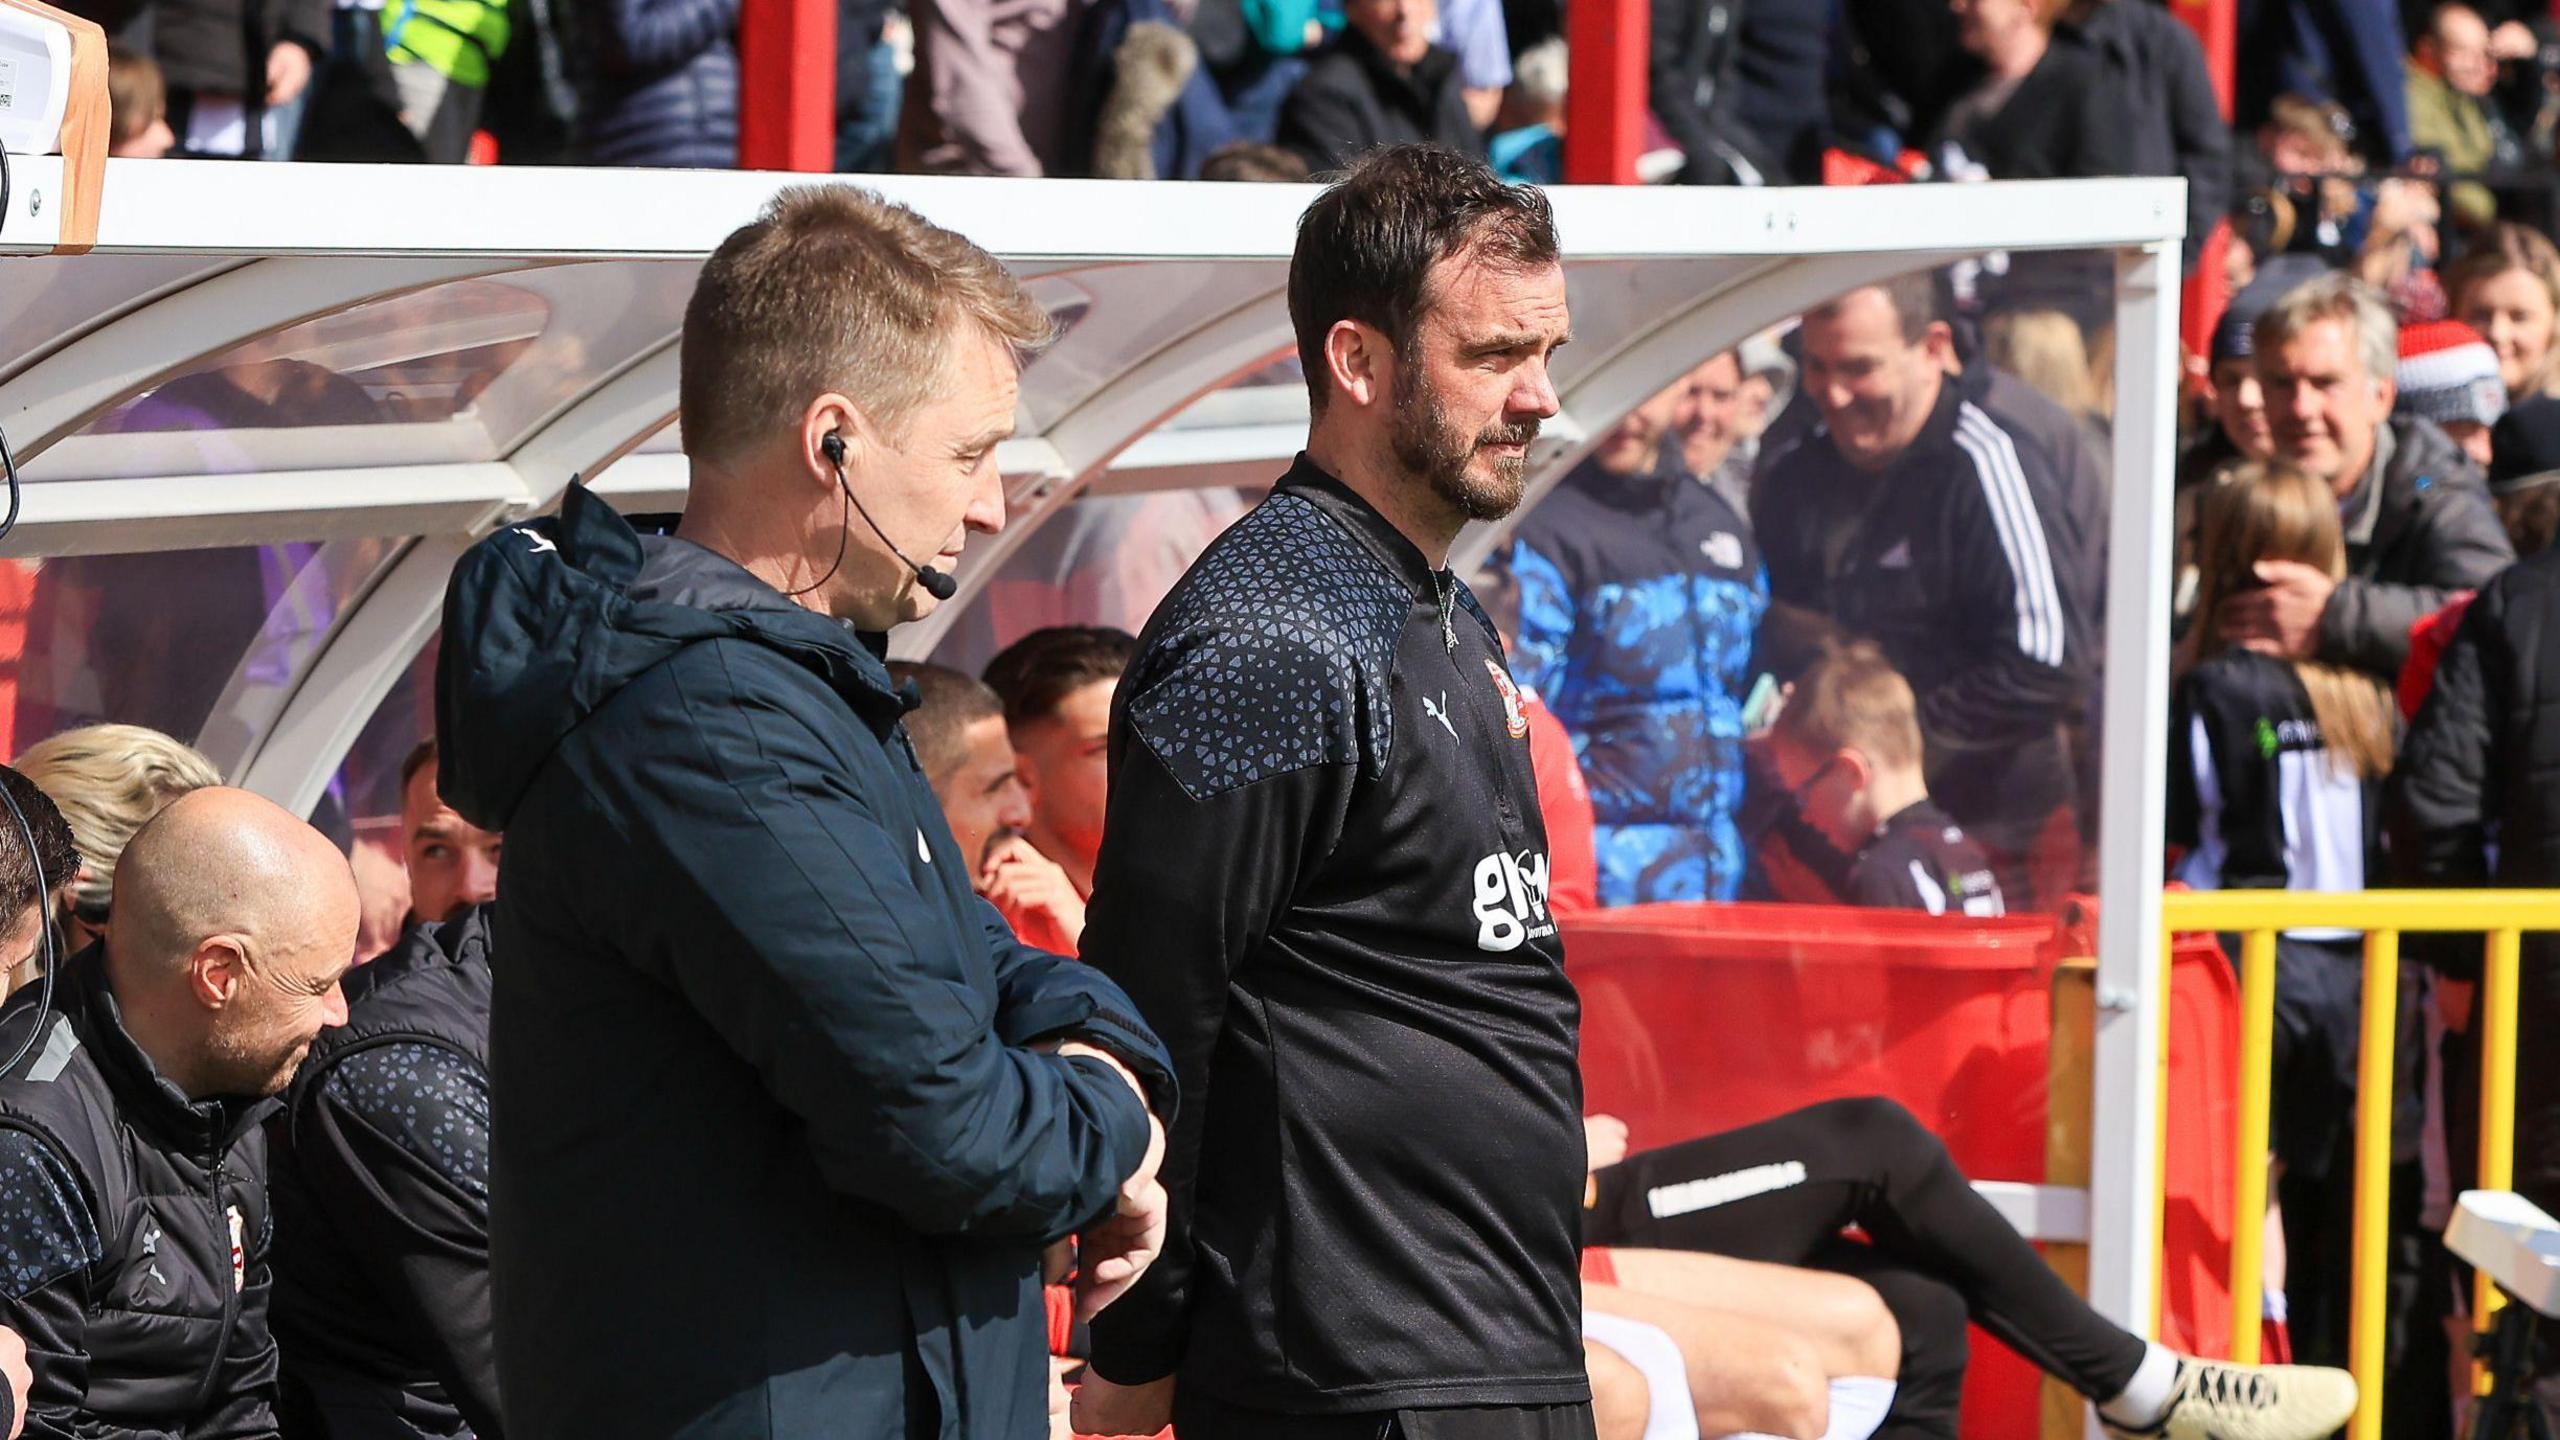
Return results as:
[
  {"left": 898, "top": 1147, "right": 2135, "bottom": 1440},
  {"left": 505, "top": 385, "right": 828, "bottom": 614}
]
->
[
  {"left": 0, "top": 950, "right": 282, "bottom": 1440},
  {"left": 433, "top": 485, "right": 1175, "bottom": 1440},
  {"left": 269, "top": 907, "right": 500, "bottom": 1440}
]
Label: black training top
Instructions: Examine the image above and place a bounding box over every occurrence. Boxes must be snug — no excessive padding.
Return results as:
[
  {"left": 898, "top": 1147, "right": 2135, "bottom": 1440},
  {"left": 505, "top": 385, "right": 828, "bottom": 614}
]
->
[
  {"left": 1082, "top": 456, "right": 1590, "bottom": 1416},
  {"left": 1848, "top": 798, "right": 2007, "bottom": 916}
]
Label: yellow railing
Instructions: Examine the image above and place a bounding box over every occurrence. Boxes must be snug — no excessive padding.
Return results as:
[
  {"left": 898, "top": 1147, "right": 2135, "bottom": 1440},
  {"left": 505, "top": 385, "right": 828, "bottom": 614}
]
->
[{"left": 2158, "top": 890, "right": 2560, "bottom": 1440}]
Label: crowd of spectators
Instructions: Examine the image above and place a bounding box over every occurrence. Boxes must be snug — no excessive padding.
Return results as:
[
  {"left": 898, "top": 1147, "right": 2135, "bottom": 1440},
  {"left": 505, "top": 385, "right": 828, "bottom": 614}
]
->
[{"left": 48, "top": 0, "right": 2554, "bottom": 224}]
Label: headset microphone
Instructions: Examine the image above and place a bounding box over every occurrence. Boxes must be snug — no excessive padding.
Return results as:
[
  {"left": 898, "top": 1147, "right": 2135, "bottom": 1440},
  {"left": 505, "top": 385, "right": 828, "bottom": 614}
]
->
[{"left": 820, "top": 433, "right": 959, "bottom": 601}]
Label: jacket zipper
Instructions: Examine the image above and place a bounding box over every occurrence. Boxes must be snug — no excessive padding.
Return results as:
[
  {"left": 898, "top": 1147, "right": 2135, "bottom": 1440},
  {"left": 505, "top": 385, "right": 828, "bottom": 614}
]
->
[
  {"left": 1433, "top": 569, "right": 1523, "bottom": 828},
  {"left": 191, "top": 1143, "right": 237, "bottom": 1417}
]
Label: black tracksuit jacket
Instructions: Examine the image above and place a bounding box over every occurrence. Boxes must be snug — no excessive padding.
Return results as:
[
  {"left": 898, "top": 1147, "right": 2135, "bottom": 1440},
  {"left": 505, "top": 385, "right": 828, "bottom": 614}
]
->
[
  {"left": 269, "top": 908, "right": 499, "bottom": 1440},
  {"left": 0, "top": 950, "right": 282, "bottom": 1440},
  {"left": 1754, "top": 366, "right": 2104, "bottom": 867},
  {"left": 1082, "top": 458, "right": 1589, "bottom": 1416}
]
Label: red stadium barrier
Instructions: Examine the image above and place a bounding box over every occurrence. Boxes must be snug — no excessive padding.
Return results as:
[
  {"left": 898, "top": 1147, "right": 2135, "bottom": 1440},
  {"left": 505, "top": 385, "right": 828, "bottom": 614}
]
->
[{"left": 1567, "top": 903, "right": 2241, "bottom": 1437}]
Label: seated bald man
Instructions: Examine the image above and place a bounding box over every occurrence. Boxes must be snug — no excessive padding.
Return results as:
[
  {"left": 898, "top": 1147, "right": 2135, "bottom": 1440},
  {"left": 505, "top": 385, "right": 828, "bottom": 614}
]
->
[{"left": 0, "top": 788, "right": 359, "bottom": 1440}]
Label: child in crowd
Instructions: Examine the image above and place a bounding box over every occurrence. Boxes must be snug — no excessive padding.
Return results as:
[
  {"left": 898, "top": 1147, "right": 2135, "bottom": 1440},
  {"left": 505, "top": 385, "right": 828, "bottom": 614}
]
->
[
  {"left": 2172, "top": 460, "right": 2397, "bottom": 899},
  {"left": 2170, "top": 460, "right": 2411, "bottom": 1366},
  {"left": 1763, "top": 642, "right": 2005, "bottom": 918},
  {"left": 106, "top": 48, "right": 175, "bottom": 160}
]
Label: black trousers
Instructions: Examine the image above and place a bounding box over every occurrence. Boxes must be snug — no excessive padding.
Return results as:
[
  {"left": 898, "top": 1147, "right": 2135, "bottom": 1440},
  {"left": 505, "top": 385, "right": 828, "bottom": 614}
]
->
[
  {"left": 1170, "top": 1390, "right": 1596, "bottom": 1440},
  {"left": 1584, "top": 1097, "right": 2148, "bottom": 1440}
]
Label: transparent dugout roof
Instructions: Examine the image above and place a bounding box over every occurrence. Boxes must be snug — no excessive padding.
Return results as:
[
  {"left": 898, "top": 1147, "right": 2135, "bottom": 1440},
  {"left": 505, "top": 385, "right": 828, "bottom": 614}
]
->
[{"left": 0, "top": 156, "right": 2185, "bottom": 814}]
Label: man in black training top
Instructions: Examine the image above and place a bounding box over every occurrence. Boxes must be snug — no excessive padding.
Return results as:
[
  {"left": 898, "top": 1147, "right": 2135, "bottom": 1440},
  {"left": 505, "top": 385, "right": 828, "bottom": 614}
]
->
[{"left": 1074, "top": 143, "right": 1592, "bottom": 1440}]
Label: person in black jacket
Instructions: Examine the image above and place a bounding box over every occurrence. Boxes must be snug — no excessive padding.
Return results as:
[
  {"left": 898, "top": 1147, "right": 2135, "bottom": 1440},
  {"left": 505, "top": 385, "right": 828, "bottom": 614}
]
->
[
  {"left": 1278, "top": 0, "right": 1484, "bottom": 172},
  {"left": 434, "top": 185, "right": 1173, "bottom": 1440},
  {"left": 268, "top": 888, "right": 501, "bottom": 1437},
  {"left": 2057, "top": 0, "right": 2233, "bottom": 276},
  {"left": 1648, "top": 0, "right": 1784, "bottom": 186},
  {"left": 1073, "top": 145, "right": 1588, "bottom": 1440},
  {"left": 2391, "top": 544, "right": 2560, "bottom": 1215},
  {"left": 0, "top": 787, "right": 361, "bottom": 1440},
  {"left": 1932, "top": 0, "right": 2129, "bottom": 181},
  {"left": 1755, "top": 274, "right": 2104, "bottom": 911},
  {"left": 2225, "top": 271, "right": 2515, "bottom": 681}
]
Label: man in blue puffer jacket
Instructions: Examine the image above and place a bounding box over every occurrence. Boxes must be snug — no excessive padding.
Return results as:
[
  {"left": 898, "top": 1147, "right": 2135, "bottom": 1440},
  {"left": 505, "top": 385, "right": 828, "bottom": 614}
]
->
[{"left": 1509, "top": 353, "right": 1769, "bottom": 905}]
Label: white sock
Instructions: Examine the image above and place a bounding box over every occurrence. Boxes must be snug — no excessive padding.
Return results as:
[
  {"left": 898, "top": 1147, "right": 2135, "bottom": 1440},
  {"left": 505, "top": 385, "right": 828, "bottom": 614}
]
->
[
  {"left": 1728, "top": 1378, "right": 1897, "bottom": 1440},
  {"left": 2097, "top": 1343, "right": 2183, "bottom": 1429},
  {"left": 1820, "top": 1377, "right": 1896, "bottom": 1440}
]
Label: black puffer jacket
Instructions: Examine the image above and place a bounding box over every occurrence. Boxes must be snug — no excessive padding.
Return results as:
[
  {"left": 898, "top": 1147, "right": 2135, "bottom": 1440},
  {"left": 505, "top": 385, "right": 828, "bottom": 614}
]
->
[
  {"left": 269, "top": 908, "right": 500, "bottom": 1440},
  {"left": 2388, "top": 546, "right": 2558, "bottom": 1206},
  {"left": 561, "top": 0, "right": 740, "bottom": 166},
  {"left": 0, "top": 950, "right": 282, "bottom": 1440},
  {"left": 2320, "top": 417, "right": 2515, "bottom": 679}
]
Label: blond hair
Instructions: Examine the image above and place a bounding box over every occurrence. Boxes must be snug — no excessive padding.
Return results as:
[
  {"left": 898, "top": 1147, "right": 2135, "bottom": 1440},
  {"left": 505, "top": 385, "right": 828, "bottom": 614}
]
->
[
  {"left": 1985, "top": 309, "right": 2096, "bottom": 422},
  {"left": 2192, "top": 464, "right": 2399, "bottom": 779},
  {"left": 678, "top": 185, "right": 1055, "bottom": 464},
  {"left": 1774, "top": 641, "right": 1924, "bottom": 770},
  {"left": 15, "top": 724, "right": 223, "bottom": 924},
  {"left": 2447, "top": 222, "right": 2560, "bottom": 399}
]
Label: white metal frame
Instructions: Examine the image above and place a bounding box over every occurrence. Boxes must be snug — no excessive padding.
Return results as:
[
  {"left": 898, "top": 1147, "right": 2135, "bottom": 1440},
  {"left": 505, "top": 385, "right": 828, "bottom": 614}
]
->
[{"left": 0, "top": 160, "right": 2185, "bottom": 1325}]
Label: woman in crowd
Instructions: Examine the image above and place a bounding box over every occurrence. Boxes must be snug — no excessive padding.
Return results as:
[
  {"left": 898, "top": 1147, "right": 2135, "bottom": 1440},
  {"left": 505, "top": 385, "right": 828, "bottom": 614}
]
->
[
  {"left": 2448, "top": 222, "right": 2560, "bottom": 405},
  {"left": 12, "top": 723, "right": 223, "bottom": 963}
]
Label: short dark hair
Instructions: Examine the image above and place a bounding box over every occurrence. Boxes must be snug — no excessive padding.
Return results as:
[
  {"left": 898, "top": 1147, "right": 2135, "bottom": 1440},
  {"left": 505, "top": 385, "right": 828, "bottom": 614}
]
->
[
  {"left": 1201, "top": 141, "right": 1311, "bottom": 184},
  {"left": 888, "top": 661, "right": 1006, "bottom": 783},
  {"left": 982, "top": 627, "right": 1138, "bottom": 731},
  {"left": 1287, "top": 145, "right": 1560, "bottom": 416},
  {"left": 399, "top": 737, "right": 438, "bottom": 794},
  {"left": 1810, "top": 271, "right": 1945, "bottom": 345},
  {"left": 0, "top": 766, "right": 75, "bottom": 933}
]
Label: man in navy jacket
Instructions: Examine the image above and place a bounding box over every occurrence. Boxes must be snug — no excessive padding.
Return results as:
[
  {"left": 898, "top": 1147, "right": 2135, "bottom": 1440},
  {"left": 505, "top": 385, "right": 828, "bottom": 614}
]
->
[{"left": 437, "top": 185, "right": 1175, "bottom": 1440}]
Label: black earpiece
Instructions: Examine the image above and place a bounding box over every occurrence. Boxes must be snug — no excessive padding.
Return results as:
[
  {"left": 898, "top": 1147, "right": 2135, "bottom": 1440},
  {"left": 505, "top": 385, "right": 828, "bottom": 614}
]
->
[{"left": 800, "top": 429, "right": 959, "bottom": 603}]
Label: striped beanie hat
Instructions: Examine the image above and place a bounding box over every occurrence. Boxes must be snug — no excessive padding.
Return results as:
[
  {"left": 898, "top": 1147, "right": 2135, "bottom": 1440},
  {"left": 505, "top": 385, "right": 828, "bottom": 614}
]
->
[{"left": 2396, "top": 319, "right": 2508, "bottom": 430}]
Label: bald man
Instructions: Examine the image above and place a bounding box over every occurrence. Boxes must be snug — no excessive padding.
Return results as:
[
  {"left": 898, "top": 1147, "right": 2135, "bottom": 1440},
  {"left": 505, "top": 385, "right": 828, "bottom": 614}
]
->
[{"left": 0, "top": 788, "right": 357, "bottom": 1440}]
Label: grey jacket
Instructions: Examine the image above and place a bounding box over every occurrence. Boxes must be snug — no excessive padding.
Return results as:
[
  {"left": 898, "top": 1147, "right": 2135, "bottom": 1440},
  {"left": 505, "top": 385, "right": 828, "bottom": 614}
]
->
[{"left": 2321, "top": 416, "right": 2516, "bottom": 678}]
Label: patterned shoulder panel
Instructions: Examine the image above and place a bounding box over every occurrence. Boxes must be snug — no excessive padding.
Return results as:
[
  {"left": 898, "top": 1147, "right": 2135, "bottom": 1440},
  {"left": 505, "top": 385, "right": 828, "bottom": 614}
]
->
[
  {"left": 321, "top": 1041, "right": 492, "bottom": 1202},
  {"left": 1126, "top": 492, "right": 1411, "bottom": 800}
]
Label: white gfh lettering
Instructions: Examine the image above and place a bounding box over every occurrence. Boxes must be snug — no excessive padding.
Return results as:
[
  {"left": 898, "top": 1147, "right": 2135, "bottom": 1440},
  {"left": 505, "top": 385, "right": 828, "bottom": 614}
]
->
[{"left": 1472, "top": 850, "right": 1554, "bottom": 952}]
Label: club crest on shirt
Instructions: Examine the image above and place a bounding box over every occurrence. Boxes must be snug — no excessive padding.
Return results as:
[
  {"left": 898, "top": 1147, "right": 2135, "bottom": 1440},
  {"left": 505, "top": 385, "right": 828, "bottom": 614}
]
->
[
  {"left": 1484, "top": 660, "right": 1530, "bottom": 739},
  {"left": 227, "top": 1206, "right": 245, "bottom": 1293}
]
